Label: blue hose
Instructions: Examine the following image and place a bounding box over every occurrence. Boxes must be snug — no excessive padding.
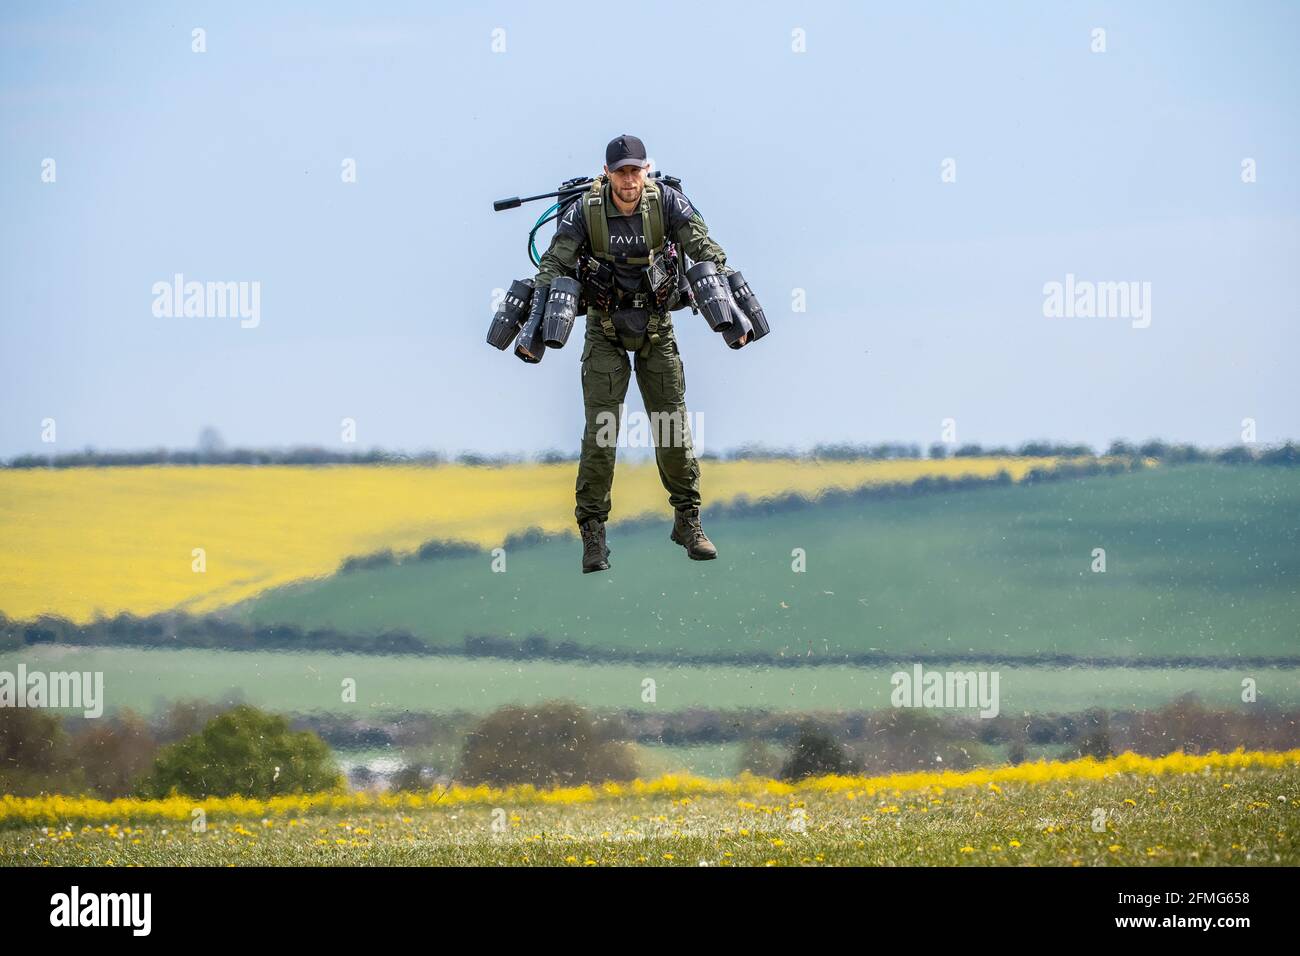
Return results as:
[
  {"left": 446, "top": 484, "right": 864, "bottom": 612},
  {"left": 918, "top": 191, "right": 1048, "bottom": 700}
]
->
[{"left": 529, "top": 201, "right": 562, "bottom": 266}]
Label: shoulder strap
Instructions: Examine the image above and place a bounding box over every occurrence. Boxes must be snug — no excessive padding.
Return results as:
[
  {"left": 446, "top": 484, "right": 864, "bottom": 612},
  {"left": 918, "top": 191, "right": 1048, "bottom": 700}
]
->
[
  {"left": 642, "top": 181, "right": 665, "bottom": 255},
  {"left": 582, "top": 176, "right": 610, "bottom": 260},
  {"left": 583, "top": 177, "right": 665, "bottom": 264}
]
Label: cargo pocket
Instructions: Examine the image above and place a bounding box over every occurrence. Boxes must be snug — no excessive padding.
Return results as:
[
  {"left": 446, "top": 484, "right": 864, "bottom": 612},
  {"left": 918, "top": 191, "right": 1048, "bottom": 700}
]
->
[
  {"left": 583, "top": 340, "right": 630, "bottom": 406},
  {"left": 580, "top": 339, "right": 593, "bottom": 393},
  {"left": 647, "top": 337, "right": 683, "bottom": 400},
  {"left": 672, "top": 339, "right": 685, "bottom": 397}
]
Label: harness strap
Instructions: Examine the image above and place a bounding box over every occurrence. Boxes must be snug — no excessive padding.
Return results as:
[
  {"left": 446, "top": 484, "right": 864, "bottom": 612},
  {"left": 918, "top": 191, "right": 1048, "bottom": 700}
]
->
[
  {"left": 581, "top": 175, "right": 667, "bottom": 356},
  {"left": 590, "top": 308, "right": 665, "bottom": 356},
  {"left": 585, "top": 178, "right": 609, "bottom": 262},
  {"left": 583, "top": 178, "right": 664, "bottom": 265}
]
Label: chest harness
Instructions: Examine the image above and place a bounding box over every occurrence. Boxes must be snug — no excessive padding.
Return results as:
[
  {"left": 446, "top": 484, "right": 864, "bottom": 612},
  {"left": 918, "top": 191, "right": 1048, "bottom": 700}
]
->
[{"left": 577, "top": 177, "right": 681, "bottom": 356}]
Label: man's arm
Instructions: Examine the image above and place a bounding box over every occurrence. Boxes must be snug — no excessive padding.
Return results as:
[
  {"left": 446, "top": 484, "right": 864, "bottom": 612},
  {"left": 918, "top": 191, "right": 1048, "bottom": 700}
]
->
[
  {"left": 673, "top": 214, "right": 733, "bottom": 275},
  {"left": 532, "top": 198, "right": 586, "bottom": 286},
  {"left": 533, "top": 232, "right": 584, "bottom": 286},
  {"left": 664, "top": 183, "right": 750, "bottom": 343},
  {"left": 665, "top": 185, "right": 733, "bottom": 276}
]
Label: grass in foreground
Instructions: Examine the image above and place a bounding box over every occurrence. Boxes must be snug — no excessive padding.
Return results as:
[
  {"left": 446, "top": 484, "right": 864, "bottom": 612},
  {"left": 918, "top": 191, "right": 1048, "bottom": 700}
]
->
[{"left": 4, "top": 751, "right": 1296, "bottom": 866}]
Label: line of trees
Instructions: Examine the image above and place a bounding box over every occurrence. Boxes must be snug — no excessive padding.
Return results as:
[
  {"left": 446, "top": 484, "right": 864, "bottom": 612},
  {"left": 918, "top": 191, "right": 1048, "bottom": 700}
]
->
[
  {"left": 7, "top": 694, "right": 1294, "bottom": 799},
  {"left": 5, "top": 439, "right": 1296, "bottom": 468},
  {"left": 6, "top": 605, "right": 1296, "bottom": 669}
]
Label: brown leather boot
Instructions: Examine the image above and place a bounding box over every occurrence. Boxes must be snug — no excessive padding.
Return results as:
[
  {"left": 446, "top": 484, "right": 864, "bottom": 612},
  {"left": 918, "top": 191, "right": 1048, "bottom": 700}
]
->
[
  {"left": 670, "top": 505, "right": 717, "bottom": 560},
  {"left": 578, "top": 517, "right": 610, "bottom": 573}
]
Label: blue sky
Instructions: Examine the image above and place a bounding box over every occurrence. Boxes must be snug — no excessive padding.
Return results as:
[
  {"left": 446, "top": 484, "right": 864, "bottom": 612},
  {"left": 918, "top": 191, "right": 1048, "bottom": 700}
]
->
[{"left": 2, "top": 0, "right": 1297, "bottom": 458}]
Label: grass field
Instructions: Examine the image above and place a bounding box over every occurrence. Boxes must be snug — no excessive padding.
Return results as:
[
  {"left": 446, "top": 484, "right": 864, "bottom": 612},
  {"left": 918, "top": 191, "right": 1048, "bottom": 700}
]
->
[
  {"left": 6, "top": 644, "right": 1296, "bottom": 716},
  {"left": 4, "top": 751, "right": 1295, "bottom": 866},
  {"left": 234, "top": 464, "right": 1300, "bottom": 661},
  {"left": 5, "top": 463, "right": 1293, "bottom": 736},
  {"left": 0, "top": 457, "right": 1062, "bottom": 623}
]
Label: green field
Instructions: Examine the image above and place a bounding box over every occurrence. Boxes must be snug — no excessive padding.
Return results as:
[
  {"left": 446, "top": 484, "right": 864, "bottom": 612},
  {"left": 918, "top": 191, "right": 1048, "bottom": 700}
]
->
[
  {"left": 229, "top": 465, "right": 1300, "bottom": 661},
  {"left": 5, "top": 465, "right": 1293, "bottom": 731},
  {"left": 4, "top": 645, "right": 1296, "bottom": 717},
  {"left": 6, "top": 763, "right": 1295, "bottom": 866}
]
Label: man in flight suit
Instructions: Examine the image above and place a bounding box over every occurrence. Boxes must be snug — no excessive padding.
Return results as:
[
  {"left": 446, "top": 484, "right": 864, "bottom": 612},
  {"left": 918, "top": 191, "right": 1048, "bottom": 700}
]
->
[{"left": 530, "top": 134, "right": 747, "bottom": 572}]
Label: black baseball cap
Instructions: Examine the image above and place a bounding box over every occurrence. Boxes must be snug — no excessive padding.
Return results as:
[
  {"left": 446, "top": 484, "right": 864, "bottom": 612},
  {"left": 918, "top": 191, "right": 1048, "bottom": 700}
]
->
[{"left": 606, "top": 134, "right": 648, "bottom": 171}]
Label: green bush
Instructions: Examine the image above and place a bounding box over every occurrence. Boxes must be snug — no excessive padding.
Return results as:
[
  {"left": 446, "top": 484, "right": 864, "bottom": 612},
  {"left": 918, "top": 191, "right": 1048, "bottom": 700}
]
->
[
  {"left": 458, "top": 701, "right": 638, "bottom": 788},
  {"left": 853, "top": 709, "right": 976, "bottom": 774},
  {"left": 780, "top": 721, "right": 853, "bottom": 780},
  {"left": 1073, "top": 708, "right": 1115, "bottom": 760},
  {"left": 139, "top": 705, "right": 341, "bottom": 799},
  {"left": 70, "top": 708, "right": 158, "bottom": 798},
  {"left": 0, "top": 708, "right": 83, "bottom": 796}
]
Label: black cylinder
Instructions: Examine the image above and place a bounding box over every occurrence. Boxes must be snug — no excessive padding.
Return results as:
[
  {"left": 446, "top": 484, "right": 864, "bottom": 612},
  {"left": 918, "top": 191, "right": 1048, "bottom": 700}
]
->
[
  {"left": 486, "top": 278, "right": 534, "bottom": 350},
  {"left": 514, "top": 281, "right": 549, "bottom": 364},
  {"left": 727, "top": 271, "right": 770, "bottom": 342},
  {"left": 542, "top": 276, "right": 582, "bottom": 348},
  {"left": 685, "top": 260, "right": 736, "bottom": 331}
]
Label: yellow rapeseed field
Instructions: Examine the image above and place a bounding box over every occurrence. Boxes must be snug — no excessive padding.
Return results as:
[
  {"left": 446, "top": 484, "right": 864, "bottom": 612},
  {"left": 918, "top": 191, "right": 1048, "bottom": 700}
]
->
[
  {"left": 1, "top": 749, "right": 1291, "bottom": 828},
  {"left": 0, "top": 457, "right": 1062, "bottom": 622}
]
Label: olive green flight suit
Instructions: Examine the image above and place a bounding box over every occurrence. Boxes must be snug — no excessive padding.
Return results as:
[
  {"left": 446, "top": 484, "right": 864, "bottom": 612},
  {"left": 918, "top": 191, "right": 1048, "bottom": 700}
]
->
[
  {"left": 532, "top": 190, "right": 731, "bottom": 527},
  {"left": 575, "top": 310, "right": 697, "bottom": 525}
]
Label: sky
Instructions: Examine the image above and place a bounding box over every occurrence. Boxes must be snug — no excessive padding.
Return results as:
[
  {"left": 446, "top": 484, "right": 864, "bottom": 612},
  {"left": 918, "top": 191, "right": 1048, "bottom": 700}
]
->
[{"left": 2, "top": 0, "right": 1297, "bottom": 459}]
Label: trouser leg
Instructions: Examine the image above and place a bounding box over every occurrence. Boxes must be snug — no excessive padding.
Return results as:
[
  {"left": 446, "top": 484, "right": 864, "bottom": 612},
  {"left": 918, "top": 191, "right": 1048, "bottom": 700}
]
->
[
  {"left": 633, "top": 323, "right": 701, "bottom": 512},
  {"left": 575, "top": 326, "right": 632, "bottom": 525}
]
